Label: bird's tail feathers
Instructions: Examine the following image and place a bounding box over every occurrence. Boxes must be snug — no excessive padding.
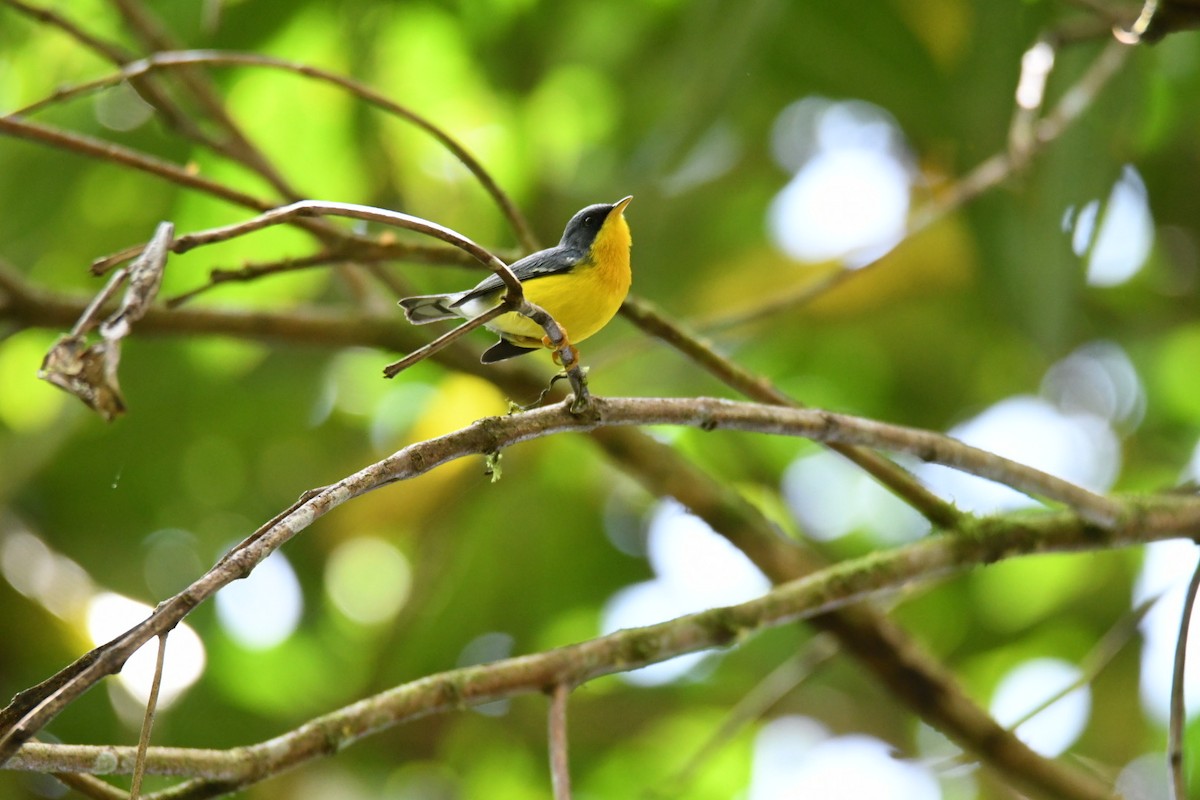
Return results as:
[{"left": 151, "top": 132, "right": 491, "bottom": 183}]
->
[{"left": 399, "top": 294, "right": 459, "bottom": 324}]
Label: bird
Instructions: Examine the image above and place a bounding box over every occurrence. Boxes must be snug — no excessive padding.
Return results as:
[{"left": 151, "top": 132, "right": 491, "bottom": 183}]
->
[{"left": 399, "top": 196, "right": 632, "bottom": 364}]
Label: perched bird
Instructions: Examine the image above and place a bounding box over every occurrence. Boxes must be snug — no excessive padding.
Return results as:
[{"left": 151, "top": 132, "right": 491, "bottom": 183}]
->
[{"left": 400, "top": 196, "right": 632, "bottom": 363}]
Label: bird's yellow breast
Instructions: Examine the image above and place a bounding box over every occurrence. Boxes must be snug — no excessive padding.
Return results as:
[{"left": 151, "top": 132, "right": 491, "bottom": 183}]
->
[{"left": 487, "top": 212, "right": 632, "bottom": 347}]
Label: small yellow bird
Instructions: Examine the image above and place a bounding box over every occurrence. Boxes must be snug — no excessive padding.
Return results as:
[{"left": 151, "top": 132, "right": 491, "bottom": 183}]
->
[{"left": 400, "top": 196, "right": 632, "bottom": 363}]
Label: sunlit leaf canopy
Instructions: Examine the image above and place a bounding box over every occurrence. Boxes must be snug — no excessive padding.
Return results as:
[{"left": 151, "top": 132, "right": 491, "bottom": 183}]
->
[{"left": 2, "top": 0, "right": 1200, "bottom": 798}]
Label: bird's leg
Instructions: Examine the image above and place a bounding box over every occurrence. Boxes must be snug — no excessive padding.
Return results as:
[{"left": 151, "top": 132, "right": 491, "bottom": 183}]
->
[{"left": 543, "top": 332, "right": 579, "bottom": 369}]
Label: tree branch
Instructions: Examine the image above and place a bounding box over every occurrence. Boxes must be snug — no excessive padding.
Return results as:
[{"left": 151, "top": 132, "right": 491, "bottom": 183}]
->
[
  {"left": 94, "top": 200, "right": 591, "bottom": 406},
  {"left": 0, "top": 393, "right": 1162, "bottom": 767},
  {"left": 0, "top": 264, "right": 1133, "bottom": 798},
  {"left": 5, "top": 495, "right": 1198, "bottom": 796}
]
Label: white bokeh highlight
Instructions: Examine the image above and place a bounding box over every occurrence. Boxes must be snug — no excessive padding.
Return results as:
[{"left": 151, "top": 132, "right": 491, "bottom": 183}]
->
[
  {"left": 989, "top": 658, "right": 1091, "bottom": 757},
  {"left": 601, "top": 500, "right": 770, "bottom": 686},
  {"left": 768, "top": 98, "right": 913, "bottom": 268},
  {"left": 1064, "top": 164, "right": 1155, "bottom": 288},
  {"left": 783, "top": 450, "right": 930, "bottom": 543},
  {"left": 216, "top": 549, "right": 303, "bottom": 649},
  {"left": 1133, "top": 539, "right": 1200, "bottom": 724},
  {"left": 748, "top": 716, "right": 941, "bottom": 800},
  {"left": 86, "top": 592, "right": 205, "bottom": 707}
]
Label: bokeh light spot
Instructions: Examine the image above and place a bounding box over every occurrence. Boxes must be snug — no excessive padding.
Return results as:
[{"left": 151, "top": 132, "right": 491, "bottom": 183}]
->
[
  {"left": 989, "top": 658, "right": 1090, "bottom": 757},
  {"left": 215, "top": 549, "right": 303, "bottom": 649},
  {"left": 748, "top": 716, "right": 941, "bottom": 800},
  {"left": 917, "top": 396, "right": 1118, "bottom": 514},
  {"left": 1133, "top": 540, "right": 1200, "bottom": 723},
  {"left": 783, "top": 450, "right": 929, "bottom": 543},
  {"left": 2, "top": 527, "right": 93, "bottom": 620},
  {"left": 1064, "top": 165, "right": 1154, "bottom": 287},
  {"left": 325, "top": 537, "right": 412, "bottom": 626},
  {"left": 601, "top": 501, "right": 768, "bottom": 686},
  {"left": 1040, "top": 340, "right": 1144, "bottom": 428},
  {"left": 768, "top": 98, "right": 913, "bottom": 268},
  {"left": 86, "top": 592, "right": 205, "bottom": 707}
]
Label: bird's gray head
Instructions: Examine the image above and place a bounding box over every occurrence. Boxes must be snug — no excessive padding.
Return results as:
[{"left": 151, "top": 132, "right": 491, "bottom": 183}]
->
[{"left": 558, "top": 196, "right": 632, "bottom": 252}]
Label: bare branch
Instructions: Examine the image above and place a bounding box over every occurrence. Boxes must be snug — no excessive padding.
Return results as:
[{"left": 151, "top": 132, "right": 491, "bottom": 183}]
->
[
  {"left": 0, "top": 0, "right": 223, "bottom": 151},
  {"left": 0, "top": 117, "right": 470, "bottom": 273},
  {"left": 381, "top": 302, "right": 509, "bottom": 378},
  {"left": 98, "top": 200, "right": 590, "bottom": 405},
  {"left": 104, "top": 0, "right": 303, "bottom": 200},
  {"left": 658, "top": 636, "right": 839, "bottom": 795},
  {"left": 0, "top": 115, "right": 267, "bottom": 212}
]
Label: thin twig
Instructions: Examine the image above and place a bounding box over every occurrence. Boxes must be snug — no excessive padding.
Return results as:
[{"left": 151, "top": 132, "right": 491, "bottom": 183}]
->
[
  {"left": 7, "top": 48, "right": 538, "bottom": 251},
  {"left": 652, "top": 635, "right": 838, "bottom": 797},
  {"left": 52, "top": 771, "right": 128, "bottom": 800},
  {"left": 0, "top": 115, "right": 267, "bottom": 212},
  {"left": 1, "top": 0, "right": 221, "bottom": 150},
  {"left": 0, "top": 117, "right": 467, "bottom": 274},
  {"left": 136, "top": 200, "right": 522, "bottom": 294},
  {"left": 1007, "top": 594, "right": 1157, "bottom": 735},
  {"left": 701, "top": 38, "right": 1131, "bottom": 333},
  {"left": 130, "top": 634, "right": 168, "bottom": 800},
  {"left": 1169, "top": 548, "right": 1200, "bottom": 800},
  {"left": 548, "top": 683, "right": 572, "bottom": 800},
  {"left": 163, "top": 252, "right": 345, "bottom": 308},
  {"left": 382, "top": 303, "right": 510, "bottom": 378}
]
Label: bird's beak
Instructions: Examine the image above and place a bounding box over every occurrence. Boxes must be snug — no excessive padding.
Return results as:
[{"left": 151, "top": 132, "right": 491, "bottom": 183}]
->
[{"left": 613, "top": 195, "right": 633, "bottom": 215}]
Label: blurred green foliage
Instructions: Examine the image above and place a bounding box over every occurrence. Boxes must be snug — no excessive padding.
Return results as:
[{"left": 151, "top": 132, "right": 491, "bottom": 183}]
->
[{"left": 3, "top": 0, "right": 1200, "bottom": 798}]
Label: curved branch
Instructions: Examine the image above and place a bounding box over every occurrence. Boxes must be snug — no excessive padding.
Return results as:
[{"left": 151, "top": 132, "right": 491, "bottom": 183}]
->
[{"left": 94, "top": 200, "right": 588, "bottom": 401}]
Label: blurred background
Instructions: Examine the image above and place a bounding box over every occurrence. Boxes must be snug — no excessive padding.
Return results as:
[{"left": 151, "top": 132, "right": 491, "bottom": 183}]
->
[{"left": 2, "top": 0, "right": 1200, "bottom": 797}]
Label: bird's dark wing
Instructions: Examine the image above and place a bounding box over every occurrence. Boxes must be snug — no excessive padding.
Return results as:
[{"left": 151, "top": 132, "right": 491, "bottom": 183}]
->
[{"left": 451, "top": 247, "right": 582, "bottom": 308}]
